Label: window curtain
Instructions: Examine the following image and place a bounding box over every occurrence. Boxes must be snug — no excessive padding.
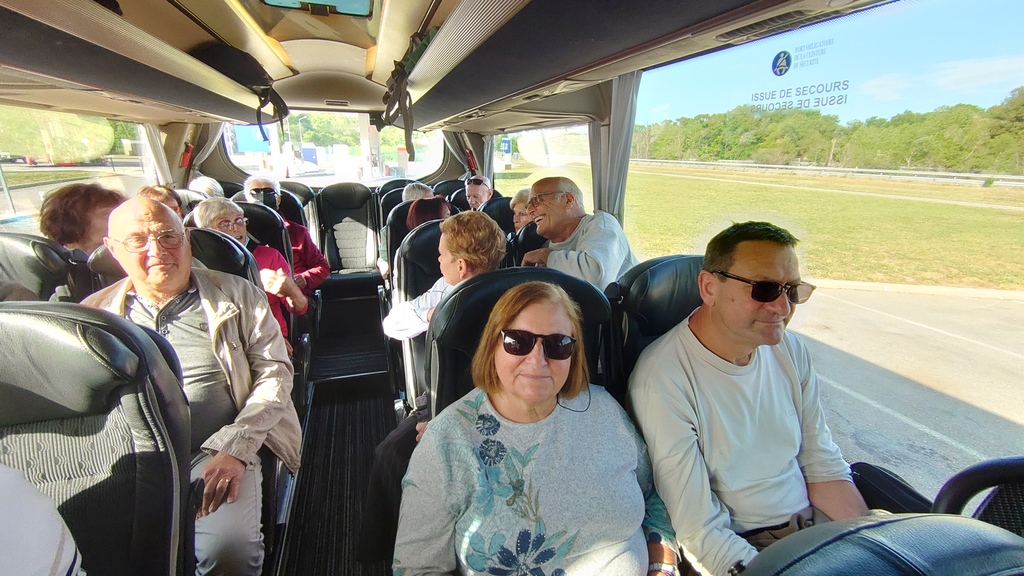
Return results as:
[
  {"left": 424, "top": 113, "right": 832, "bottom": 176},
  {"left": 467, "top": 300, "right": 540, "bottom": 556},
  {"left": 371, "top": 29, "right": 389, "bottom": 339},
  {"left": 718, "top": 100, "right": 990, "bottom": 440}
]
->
[
  {"left": 190, "top": 123, "right": 226, "bottom": 178},
  {"left": 481, "top": 135, "right": 494, "bottom": 184},
  {"left": 143, "top": 124, "right": 173, "bottom": 186},
  {"left": 589, "top": 69, "right": 642, "bottom": 222},
  {"left": 442, "top": 130, "right": 470, "bottom": 177}
]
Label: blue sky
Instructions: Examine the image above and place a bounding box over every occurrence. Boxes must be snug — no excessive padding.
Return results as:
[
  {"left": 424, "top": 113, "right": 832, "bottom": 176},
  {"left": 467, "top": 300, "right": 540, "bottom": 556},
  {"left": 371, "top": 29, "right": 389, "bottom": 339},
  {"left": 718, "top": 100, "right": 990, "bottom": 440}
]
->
[{"left": 636, "top": 0, "right": 1024, "bottom": 125}]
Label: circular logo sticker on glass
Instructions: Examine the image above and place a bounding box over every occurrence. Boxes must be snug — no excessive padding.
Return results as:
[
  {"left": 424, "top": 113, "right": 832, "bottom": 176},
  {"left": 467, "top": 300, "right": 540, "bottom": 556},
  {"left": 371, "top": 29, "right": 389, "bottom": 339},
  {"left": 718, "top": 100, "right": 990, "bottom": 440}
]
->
[{"left": 772, "top": 51, "right": 792, "bottom": 76}]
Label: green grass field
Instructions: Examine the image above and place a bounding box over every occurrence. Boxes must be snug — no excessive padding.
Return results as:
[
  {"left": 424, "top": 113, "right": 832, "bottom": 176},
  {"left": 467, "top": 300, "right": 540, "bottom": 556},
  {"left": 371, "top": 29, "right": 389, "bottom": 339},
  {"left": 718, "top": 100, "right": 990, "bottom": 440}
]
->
[
  {"left": 1, "top": 169, "right": 93, "bottom": 187},
  {"left": 495, "top": 162, "right": 1024, "bottom": 290}
]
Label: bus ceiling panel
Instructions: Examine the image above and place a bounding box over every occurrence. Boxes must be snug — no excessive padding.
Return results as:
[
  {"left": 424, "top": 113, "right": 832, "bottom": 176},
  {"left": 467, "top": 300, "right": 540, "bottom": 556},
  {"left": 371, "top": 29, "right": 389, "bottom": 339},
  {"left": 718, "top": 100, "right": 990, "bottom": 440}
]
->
[
  {"left": 160, "top": 0, "right": 297, "bottom": 80},
  {"left": 408, "top": 0, "right": 759, "bottom": 129},
  {"left": 0, "top": 3, "right": 267, "bottom": 124},
  {"left": 409, "top": 0, "right": 895, "bottom": 131},
  {"left": 448, "top": 110, "right": 599, "bottom": 136},
  {"left": 406, "top": 0, "right": 533, "bottom": 102},
  {"left": 569, "top": 0, "right": 898, "bottom": 82},
  {"left": 370, "top": 0, "right": 438, "bottom": 86},
  {"left": 273, "top": 70, "right": 386, "bottom": 112},
  {"left": 0, "top": 75, "right": 239, "bottom": 125}
]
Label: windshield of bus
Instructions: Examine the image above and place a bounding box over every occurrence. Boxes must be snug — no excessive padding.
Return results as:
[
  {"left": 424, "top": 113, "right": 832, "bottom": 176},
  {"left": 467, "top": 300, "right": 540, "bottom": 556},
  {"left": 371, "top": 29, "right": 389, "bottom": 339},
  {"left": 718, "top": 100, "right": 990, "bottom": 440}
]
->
[{"left": 222, "top": 111, "right": 445, "bottom": 188}]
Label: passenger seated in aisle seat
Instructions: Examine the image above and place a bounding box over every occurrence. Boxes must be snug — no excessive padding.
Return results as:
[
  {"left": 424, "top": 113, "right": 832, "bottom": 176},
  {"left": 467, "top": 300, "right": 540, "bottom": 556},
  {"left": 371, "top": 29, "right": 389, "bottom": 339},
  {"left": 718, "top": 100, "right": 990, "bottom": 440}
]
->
[
  {"left": 378, "top": 191, "right": 452, "bottom": 279},
  {"left": 521, "top": 176, "right": 639, "bottom": 290},
  {"left": 241, "top": 174, "right": 328, "bottom": 295},
  {"left": 465, "top": 175, "right": 493, "bottom": 210},
  {"left": 405, "top": 196, "right": 452, "bottom": 231},
  {"left": 510, "top": 187, "right": 531, "bottom": 232},
  {"left": 84, "top": 198, "right": 302, "bottom": 576},
  {"left": 138, "top": 184, "right": 185, "bottom": 217},
  {"left": 190, "top": 176, "right": 225, "bottom": 198},
  {"left": 628, "top": 221, "right": 868, "bottom": 576},
  {"left": 401, "top": 181, "right": 434, "bottom": 202},
  {"left": 39, "top": 182, "right": 126, "bottom": 257},
  {"left": 382, "top": 210, "right": 505, "bottom": 340},
  {"left": 0, "top": 464, "right": 86, "bottom": 576},
  {"left": 193, "top": 197, "right": 309, "bottom": 356},
  {"left": 393, "top": 282, "right": 679, "bottom": 575}
]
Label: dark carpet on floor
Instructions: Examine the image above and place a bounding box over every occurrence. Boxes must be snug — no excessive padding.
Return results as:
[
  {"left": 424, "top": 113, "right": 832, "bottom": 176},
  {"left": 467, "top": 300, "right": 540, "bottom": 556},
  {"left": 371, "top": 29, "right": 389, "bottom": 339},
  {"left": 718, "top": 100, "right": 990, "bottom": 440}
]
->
[{"left": 278, "top": 375, "right": 397, "bottom": 576}]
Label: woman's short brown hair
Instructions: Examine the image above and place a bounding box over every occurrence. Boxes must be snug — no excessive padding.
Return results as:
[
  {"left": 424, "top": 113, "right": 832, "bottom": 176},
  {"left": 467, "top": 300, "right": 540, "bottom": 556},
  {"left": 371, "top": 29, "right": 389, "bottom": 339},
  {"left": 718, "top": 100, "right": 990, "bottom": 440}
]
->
[
  {"left": 137, "top": 185, "right": 182, "bottom": 210},
  {"left": 438, "top": 211, "right": 506, "bottom": 273},
  {"left": 471, "top": 281, "right": 589, "bottom": 399},
  {"left": 38, "top": 183, "right": 125, "bottom": 245}
]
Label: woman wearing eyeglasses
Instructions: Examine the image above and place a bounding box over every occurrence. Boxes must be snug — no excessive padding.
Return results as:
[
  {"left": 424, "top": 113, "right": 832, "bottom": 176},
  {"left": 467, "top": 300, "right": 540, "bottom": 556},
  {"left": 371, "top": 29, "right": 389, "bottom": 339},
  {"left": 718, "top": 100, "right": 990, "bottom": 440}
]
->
[
  {"left": 193, "top": 198, "right": 307, "bottom": 354},
  {"left": 393, "top": 281, "right": 680, "bottom": 576}
]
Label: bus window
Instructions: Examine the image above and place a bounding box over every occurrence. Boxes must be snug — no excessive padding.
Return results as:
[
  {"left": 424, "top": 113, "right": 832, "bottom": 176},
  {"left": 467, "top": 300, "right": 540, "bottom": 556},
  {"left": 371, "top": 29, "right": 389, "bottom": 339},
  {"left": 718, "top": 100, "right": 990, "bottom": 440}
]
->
[
  {"left": 0, "top": 105, "right": 157, "bottom": 235},
  {"left": 629, "top": 0, "right": 1024, "bottom": 499},
  {"left": 492, "top": 125, "right": 592, "bottom": 197},
  {"left": 221, "top": 111, "right": 444, "bottom": 187}
]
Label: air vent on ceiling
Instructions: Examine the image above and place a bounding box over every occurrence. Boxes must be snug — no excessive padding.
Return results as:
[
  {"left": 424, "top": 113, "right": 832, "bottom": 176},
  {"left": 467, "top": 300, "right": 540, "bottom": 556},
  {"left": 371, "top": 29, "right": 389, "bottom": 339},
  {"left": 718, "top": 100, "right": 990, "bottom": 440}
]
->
[
  {"left": 324, "top": 99, "right": 350, "bottom": 107},
  {"left": 716, "top": 10, "right": 819, "bottom": 42}
]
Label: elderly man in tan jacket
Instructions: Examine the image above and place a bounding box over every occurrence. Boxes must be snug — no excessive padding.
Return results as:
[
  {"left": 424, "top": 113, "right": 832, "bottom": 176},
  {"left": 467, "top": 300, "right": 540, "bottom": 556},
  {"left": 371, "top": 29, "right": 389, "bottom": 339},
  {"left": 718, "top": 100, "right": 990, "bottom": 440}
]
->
[{"left": 84, "top": 197, "right": 301, "bottom": 576}]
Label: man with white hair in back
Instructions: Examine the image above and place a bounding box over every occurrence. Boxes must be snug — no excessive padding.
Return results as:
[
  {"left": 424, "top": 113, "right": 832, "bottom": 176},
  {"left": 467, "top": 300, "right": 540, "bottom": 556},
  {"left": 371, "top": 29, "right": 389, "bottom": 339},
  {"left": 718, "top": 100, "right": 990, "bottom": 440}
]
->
[
  {"left": 401, "top": 182, "right": 434, "bottom": 203},
  {"left": 521, "top": 176, "right": 639, "bottom": 290},
  {"left": 189, "top": 176, "right": 225, "bottom": 198}
]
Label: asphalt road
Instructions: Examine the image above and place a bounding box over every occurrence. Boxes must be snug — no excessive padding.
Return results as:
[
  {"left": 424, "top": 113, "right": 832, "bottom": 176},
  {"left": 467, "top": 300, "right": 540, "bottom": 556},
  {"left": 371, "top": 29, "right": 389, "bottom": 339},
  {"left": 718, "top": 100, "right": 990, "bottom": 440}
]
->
[{"left": 789, "top": 282, "right": 1024, "bottom": 501}]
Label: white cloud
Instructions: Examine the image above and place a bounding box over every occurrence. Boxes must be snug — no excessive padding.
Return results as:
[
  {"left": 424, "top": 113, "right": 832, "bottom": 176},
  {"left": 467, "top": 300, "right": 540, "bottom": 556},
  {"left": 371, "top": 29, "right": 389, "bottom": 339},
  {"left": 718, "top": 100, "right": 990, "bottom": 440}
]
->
[
  {"left": 859, "top": 74, "right": 913, "bottom": 101},
  {"left": 928, "top": 55, "right": 1024, "bottom": 93},
  {"left": 651, "top": 103, "right": 672, "bottom": 114}
]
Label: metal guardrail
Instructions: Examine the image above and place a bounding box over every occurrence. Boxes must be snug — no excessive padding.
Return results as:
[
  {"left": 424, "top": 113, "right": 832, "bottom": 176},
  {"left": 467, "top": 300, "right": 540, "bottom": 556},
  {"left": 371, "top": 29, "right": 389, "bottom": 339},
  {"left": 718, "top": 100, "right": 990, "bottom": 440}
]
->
[{"left": 630, "top": 159, "right": 1024, "bottom": 187}]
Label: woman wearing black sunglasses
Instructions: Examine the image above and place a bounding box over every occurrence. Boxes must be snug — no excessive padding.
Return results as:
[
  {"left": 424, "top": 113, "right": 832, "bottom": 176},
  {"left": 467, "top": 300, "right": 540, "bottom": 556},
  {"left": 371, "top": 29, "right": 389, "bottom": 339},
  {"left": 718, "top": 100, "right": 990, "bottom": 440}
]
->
[{"left": 394, "top": 282, "right": 681, "bottom": 576}]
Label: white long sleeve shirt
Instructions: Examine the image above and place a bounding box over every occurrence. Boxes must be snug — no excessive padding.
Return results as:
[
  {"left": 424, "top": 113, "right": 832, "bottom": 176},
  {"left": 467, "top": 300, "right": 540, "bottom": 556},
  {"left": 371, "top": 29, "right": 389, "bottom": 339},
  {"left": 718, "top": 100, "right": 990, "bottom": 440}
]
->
[
  {"left": 382, "top": 277, "right": 455, "bottom": 340},
  {"left": 628, "top": 313, "right": 851, "bottom": 576},
  {"left": 545, "top": 211, "right": 639, "bottom": 290}
]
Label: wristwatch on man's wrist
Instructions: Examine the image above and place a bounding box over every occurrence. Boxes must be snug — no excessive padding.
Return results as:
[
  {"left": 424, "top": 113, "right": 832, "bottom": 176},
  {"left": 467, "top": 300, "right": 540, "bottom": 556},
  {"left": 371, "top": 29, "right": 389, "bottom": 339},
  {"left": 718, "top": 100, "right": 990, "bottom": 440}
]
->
[{"left": 649, "top": 561, "right": 680, "bottom": 576}]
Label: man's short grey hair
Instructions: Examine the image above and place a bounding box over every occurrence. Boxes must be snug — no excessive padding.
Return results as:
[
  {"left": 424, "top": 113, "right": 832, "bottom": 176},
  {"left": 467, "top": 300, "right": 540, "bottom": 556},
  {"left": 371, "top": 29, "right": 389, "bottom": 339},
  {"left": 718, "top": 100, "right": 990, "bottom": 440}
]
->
[
  {"left": 532, "top": 176, "right": 585, "bottom": 211},
  {"left": 243, "top": 173, "right": 279, "bottom": 192},
  {"left": 402, "top": 182, "right": 433, "bottom": 202},
  {"left": 189, "top": 176, "right": 224, "bottom": 198},
  {"left": 510, "top": 187, "right": 530, "bottom": 209},
  {"left": 193, "top": 197, "right": 243, "bottom": 228}
]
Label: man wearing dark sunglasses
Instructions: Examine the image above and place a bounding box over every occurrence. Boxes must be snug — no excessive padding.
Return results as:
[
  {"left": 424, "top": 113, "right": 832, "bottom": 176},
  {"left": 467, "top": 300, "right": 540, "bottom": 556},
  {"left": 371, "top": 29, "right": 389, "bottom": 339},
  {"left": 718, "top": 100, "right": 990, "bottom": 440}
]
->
[
  {"left": 521, "top": 176, "right": 638, "bottom": 290},
  {"left": 464, "top": 175, "right": 493, "bottom": 210},
  {"left": 629, "top": 221, "right": 867, "bottom": 576},
  {"left": 242, "top": 174, "right": 329, "bottom": 295}
]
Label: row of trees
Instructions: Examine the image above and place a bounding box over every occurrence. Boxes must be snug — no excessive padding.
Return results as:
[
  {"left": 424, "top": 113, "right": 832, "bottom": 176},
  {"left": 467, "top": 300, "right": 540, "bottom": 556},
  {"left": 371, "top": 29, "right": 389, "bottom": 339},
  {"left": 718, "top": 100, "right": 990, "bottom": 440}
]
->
[{"left": 632, "top": 86, "right": 1024, "bottom": 174}]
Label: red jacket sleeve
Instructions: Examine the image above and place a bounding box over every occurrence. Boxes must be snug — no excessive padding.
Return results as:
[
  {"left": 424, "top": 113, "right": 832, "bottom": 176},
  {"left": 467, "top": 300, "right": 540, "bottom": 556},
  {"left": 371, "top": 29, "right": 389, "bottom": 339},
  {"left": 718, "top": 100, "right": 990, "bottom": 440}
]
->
[{"left": 286, "top": 220, "right": 329, "bottom": 293}]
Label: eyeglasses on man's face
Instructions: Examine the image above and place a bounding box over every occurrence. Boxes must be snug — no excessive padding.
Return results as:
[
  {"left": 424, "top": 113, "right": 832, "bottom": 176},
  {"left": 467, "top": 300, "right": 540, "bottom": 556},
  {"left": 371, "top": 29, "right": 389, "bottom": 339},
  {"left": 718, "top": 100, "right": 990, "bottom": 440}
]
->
[
  {"left": 213, "top": 217, "right": 248, "bottom": 231},
  {"left": 526, "top": 191, "right": 560, "bottom": 209},
  {"left": 500, "top": 329, "right": 576, "bottom": 360},
  {"left": 713, "top": 270, "right": 815, "bottom": 304},
  {"left": 109, "top": 231, "right": 186, "bottom": 253}
]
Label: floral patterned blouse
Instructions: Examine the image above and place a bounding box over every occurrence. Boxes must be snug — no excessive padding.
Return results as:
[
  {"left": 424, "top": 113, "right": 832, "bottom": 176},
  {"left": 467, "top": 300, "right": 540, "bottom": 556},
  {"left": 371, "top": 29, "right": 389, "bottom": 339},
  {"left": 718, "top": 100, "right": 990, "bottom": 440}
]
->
[{"left": 393, "top": 386, "right": 675, "bottom": 575}]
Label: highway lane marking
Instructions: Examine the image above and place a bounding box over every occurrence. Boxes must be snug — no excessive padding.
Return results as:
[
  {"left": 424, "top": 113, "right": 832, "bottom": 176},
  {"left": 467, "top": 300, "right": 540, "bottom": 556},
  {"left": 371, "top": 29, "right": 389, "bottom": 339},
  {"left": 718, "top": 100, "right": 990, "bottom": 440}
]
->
[
  {"left": 818, "top": 374, "right": 990, "bottom": 462},
  {"left": 820, "top": 292, "right": 1024, "bottom": 361},
  {"left": 639, "top": 170, "right": 1024, "bottom": 212}
]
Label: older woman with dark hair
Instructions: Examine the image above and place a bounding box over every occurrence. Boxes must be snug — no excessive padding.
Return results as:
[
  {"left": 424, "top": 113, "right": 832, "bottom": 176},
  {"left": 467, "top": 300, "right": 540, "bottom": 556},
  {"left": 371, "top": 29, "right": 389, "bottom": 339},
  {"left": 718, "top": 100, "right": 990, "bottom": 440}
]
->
[
  {"left": 394, "top": 281, "right": 679, "bottom": 576},
  {"left": 39, "top": 182, "right": 126, "bottom": 256}
]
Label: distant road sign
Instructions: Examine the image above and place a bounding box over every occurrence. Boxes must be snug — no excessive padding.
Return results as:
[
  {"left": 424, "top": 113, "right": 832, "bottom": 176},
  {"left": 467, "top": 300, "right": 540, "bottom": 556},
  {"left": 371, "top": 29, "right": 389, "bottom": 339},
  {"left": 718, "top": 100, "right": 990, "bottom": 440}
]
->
[{"left": 500, "top": 138, "right": 511, "bottom": 155}]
